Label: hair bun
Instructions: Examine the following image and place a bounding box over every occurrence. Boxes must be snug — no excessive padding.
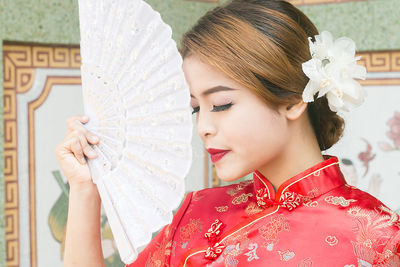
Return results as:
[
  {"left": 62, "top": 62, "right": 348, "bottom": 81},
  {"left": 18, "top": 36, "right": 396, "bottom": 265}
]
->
[{"left": 307, "top": 96, "right": 345, "bottom": 150}]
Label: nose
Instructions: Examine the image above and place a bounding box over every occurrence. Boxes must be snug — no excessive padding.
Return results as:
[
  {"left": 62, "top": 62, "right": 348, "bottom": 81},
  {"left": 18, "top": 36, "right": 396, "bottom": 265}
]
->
[{"left": 195, "top": 109, "right": 217, "bottom": 139}]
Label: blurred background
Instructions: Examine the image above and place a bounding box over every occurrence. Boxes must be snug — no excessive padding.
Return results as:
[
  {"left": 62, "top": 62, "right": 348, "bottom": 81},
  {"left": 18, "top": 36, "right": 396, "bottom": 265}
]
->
[{"left": 0, "top": 0, "right": 399, "bottom": 266}]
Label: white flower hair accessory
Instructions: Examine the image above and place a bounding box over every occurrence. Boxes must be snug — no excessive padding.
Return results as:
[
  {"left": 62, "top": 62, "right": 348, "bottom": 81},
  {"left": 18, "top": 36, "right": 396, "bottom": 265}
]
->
[{"left": 302, "top": 31, "right": 367, "bottom": 112}]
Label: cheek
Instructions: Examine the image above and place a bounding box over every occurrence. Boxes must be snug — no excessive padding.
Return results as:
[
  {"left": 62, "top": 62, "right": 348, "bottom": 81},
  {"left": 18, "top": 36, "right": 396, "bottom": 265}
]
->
[{"left": 231, "top": 107, "right": 287, "bottom": 141}]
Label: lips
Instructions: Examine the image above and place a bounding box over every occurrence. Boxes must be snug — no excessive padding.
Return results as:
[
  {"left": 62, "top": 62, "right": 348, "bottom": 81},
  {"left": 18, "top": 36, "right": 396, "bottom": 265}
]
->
[{"left": 207, "top": 148, "right": 230, "bottom": 163}]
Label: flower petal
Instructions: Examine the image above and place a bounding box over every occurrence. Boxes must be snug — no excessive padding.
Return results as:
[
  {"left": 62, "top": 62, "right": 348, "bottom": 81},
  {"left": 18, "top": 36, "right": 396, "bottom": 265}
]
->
[
  {"left": 302, "top": 59, "right": 323, "bottom": 81},
  {"left": 317, "top": 83, "right": 333, "bottom": 98},
  {"left": 304, "top": 30, "right": 366, "bottom": 113},
  {"left": 302, "top": 81, "right": 320, "bottom": 102},
  {"left": 352, "top": 64, "right": 367, "bottom": 80},
  {"left": 333, "top": 37, "right": 356, "bottom": 58},
  {"left": 326, "top": 91, "right": 344, "bottom": 112}
]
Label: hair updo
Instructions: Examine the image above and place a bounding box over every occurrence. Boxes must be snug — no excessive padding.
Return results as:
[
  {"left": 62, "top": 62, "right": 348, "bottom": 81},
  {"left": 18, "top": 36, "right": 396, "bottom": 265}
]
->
[{"left": 180, "top": 0, "right": 345, "bottom": 151}]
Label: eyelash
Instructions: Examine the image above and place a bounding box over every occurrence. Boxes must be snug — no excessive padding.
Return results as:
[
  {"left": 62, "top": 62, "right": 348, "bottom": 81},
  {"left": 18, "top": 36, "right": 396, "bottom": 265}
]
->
[{"left": 192, "top": 102, "right": 233, "bottom": 114}]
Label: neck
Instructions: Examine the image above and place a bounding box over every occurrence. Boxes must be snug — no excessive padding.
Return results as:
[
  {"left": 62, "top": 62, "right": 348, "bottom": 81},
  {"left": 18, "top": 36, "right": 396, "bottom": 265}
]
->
[{"left": 257, "top": 114, "right": 324, "bottom": 191}]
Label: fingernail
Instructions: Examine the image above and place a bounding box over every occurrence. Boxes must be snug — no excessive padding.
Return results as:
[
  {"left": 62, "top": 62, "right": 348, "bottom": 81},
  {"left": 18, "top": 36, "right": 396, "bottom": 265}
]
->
[
  {"left": 80, "top": 157, "right": 86, "bottom": 164},
  {"left": 88, "top": 150, "right": 97, "bottom": 157}
]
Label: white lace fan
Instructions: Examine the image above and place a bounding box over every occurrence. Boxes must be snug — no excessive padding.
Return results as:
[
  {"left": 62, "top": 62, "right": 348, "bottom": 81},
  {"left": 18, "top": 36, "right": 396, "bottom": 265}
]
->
[{"left": 77, "top": 0, "right": 193, "bottom": 264}]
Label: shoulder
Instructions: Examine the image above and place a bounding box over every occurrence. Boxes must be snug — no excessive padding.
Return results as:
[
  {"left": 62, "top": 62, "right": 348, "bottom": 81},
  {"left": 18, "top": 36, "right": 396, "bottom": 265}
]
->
[
  {"left": 324, "top": 184, "right": 400, "bottom": 263},
  {"left": 326, "top": 184, "right": 399, "bottom": 226},
  {"left": 331, "top": 184, "right": 398, "bottom": 214}
]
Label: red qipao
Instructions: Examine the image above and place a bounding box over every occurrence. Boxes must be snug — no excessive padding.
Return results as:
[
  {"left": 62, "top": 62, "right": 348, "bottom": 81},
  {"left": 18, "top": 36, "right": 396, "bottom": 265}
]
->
[{"left": 127, "top": 156, "right": 400, "bottom": 266}]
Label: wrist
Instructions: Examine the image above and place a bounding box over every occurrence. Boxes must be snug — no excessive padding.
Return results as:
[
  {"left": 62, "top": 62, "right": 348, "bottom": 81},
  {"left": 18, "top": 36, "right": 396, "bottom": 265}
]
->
[{"left": 69, "top": 180, "right": 100, "bottom": 199}]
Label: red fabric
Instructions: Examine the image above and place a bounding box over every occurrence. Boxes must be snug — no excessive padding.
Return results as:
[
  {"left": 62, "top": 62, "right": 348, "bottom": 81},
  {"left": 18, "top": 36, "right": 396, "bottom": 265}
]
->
[{"left": 127, "top": 156, "right": 400, "bottom": 266}]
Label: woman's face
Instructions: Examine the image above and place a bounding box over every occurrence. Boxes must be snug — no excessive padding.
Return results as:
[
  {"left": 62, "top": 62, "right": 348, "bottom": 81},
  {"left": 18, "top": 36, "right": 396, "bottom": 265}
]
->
[{"left": 182, "top": 55, "right": 291, "bottom": 182}]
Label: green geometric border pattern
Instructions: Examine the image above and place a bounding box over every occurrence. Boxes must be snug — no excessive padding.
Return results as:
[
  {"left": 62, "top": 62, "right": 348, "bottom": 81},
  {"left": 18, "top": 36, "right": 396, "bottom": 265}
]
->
[{"left": 0, "top": 0, "right": 399, "bottom": 267}]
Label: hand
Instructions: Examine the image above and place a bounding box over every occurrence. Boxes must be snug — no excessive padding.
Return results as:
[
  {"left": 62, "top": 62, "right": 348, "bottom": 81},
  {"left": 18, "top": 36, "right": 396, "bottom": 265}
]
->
[{"left": 55, "top": 115, "right": 99, "bottom": 189}]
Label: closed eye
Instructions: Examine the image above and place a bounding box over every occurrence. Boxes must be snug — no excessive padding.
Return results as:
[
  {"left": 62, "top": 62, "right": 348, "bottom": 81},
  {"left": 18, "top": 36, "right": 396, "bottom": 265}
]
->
[{"left": 192, "top": 102, "right": 233, "bottom": 114}]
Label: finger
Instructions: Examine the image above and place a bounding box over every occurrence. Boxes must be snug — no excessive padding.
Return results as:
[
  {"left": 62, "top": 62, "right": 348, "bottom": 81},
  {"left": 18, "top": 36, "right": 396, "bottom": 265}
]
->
[
  {"left": 78, "top": 134, "right": 98, "bottom": 159},
  {"left": 66, "top": 115, "right": 89, "bottom": 134},
  {"left": 66, "top": 115, "right": 88, "bottom": 127},
  {"left": 69, "top": 136, "right": 86, "bottom": 164},
  {"left": 67, "top": 120, "right": 90, "bottom": 137}
]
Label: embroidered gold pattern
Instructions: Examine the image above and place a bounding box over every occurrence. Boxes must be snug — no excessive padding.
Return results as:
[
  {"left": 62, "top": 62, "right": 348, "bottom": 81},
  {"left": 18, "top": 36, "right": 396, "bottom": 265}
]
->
[
  {"left": 325, "top": 196, "right": 357, "bottom": 207},
  {"left": 215, "top": 206, "right": 228, "bottom": 212},
  {"left": 179, "top": 218, "right": 203, "bottom": 242},
  {"left": 146, "top": 225, "right": 173, "bottom": 266},
  {"left": 280, "top": 191, "right": 312, "bottom": 210},
  {"left": 259, "top": 215, "right": 290, "bottom": 241},
  {"left": 245, "top": 202, "right": 263, "bottom": 215},
  {"left": 347, "top": 205, "right": 400, "bottom": 265},
  {"left": 232, "top": 193, "right": 253, "bottom": 205},
  {"left": 226, "top": 180, "right": 253, "bottom": 196},
  {"left": 256, "top": 188, "right": 270, "bottom": 207},
  {"left": 303, "top": 200, "right": 318, "bottom": 208}
]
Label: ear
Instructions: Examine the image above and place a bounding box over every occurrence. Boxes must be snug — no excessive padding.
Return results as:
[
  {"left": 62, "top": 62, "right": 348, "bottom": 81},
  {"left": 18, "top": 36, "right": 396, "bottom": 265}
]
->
[{"left": 282, "top": 101, "right": 308, "bottom": 121}]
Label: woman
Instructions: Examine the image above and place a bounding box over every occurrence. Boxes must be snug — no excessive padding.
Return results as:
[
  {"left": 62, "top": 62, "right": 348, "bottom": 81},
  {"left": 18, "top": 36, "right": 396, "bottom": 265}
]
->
[{"left": 56, "top": 0, "right": 400, "bottom": 266}]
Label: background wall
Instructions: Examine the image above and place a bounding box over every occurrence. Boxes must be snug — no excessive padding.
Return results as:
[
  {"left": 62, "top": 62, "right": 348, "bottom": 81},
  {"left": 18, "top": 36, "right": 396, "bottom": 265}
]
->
[{"left": 0, "top": 0, "right": 399, "bottom": 266}]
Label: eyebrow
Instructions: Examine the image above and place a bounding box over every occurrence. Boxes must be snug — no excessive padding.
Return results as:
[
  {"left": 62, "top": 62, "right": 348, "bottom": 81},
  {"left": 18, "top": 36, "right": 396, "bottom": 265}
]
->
[{"left": 190, "top": 86, "right": 238, "bottom": 98}]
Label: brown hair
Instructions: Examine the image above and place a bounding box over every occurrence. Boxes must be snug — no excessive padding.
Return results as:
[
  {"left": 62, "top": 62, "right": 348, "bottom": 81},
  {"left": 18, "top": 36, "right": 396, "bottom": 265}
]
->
[{"left": 180, "top": 0, "right": 344, "bottom": 151}]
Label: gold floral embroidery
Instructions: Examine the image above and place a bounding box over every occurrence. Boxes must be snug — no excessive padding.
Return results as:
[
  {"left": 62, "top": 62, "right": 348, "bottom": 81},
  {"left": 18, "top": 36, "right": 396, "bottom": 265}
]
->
[
  {"left": 146, "top": 225, "right": 173, "bottom": 267},
  {"left": 215, "top": 206, "right": 228, "bottom": 212},
  {"left": 280, "top": 191, "right": 312, "bottom": 210},
  {"left": 259, "top": 215, "right": 290, "bottom": 242},
  {"left": 179, "top": 218, "right": 203, "bottom": 243},
  {"left": 226, "top": 180, "right": 253, "bottom": 196},
  {"left": 325, "top": 196, "right": 357, "bottom": 207},
  {"left": 245, "top": 202, "right": 263, "bottom": 215},
  {"left": 232, "top": 193, "right": 253, "bottom": 205}
]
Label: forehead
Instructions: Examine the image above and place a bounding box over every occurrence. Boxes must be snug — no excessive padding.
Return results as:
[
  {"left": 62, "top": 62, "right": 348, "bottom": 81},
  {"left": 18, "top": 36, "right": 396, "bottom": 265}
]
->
[{"left": 182, "top": 55, "right": 243, "bottom": 96}]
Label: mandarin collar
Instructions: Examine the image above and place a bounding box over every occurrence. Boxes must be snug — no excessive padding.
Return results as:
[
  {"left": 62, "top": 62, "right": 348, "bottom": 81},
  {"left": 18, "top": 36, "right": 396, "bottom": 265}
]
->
[{"left": 252, "top": 155, "right": 346, "bottom": 209}]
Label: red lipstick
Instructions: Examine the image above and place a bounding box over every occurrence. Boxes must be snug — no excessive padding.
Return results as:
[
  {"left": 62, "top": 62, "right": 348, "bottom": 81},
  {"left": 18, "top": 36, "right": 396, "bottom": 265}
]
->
[{"left": 207, "top": 148, "right": 230, "bottom": 163}]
